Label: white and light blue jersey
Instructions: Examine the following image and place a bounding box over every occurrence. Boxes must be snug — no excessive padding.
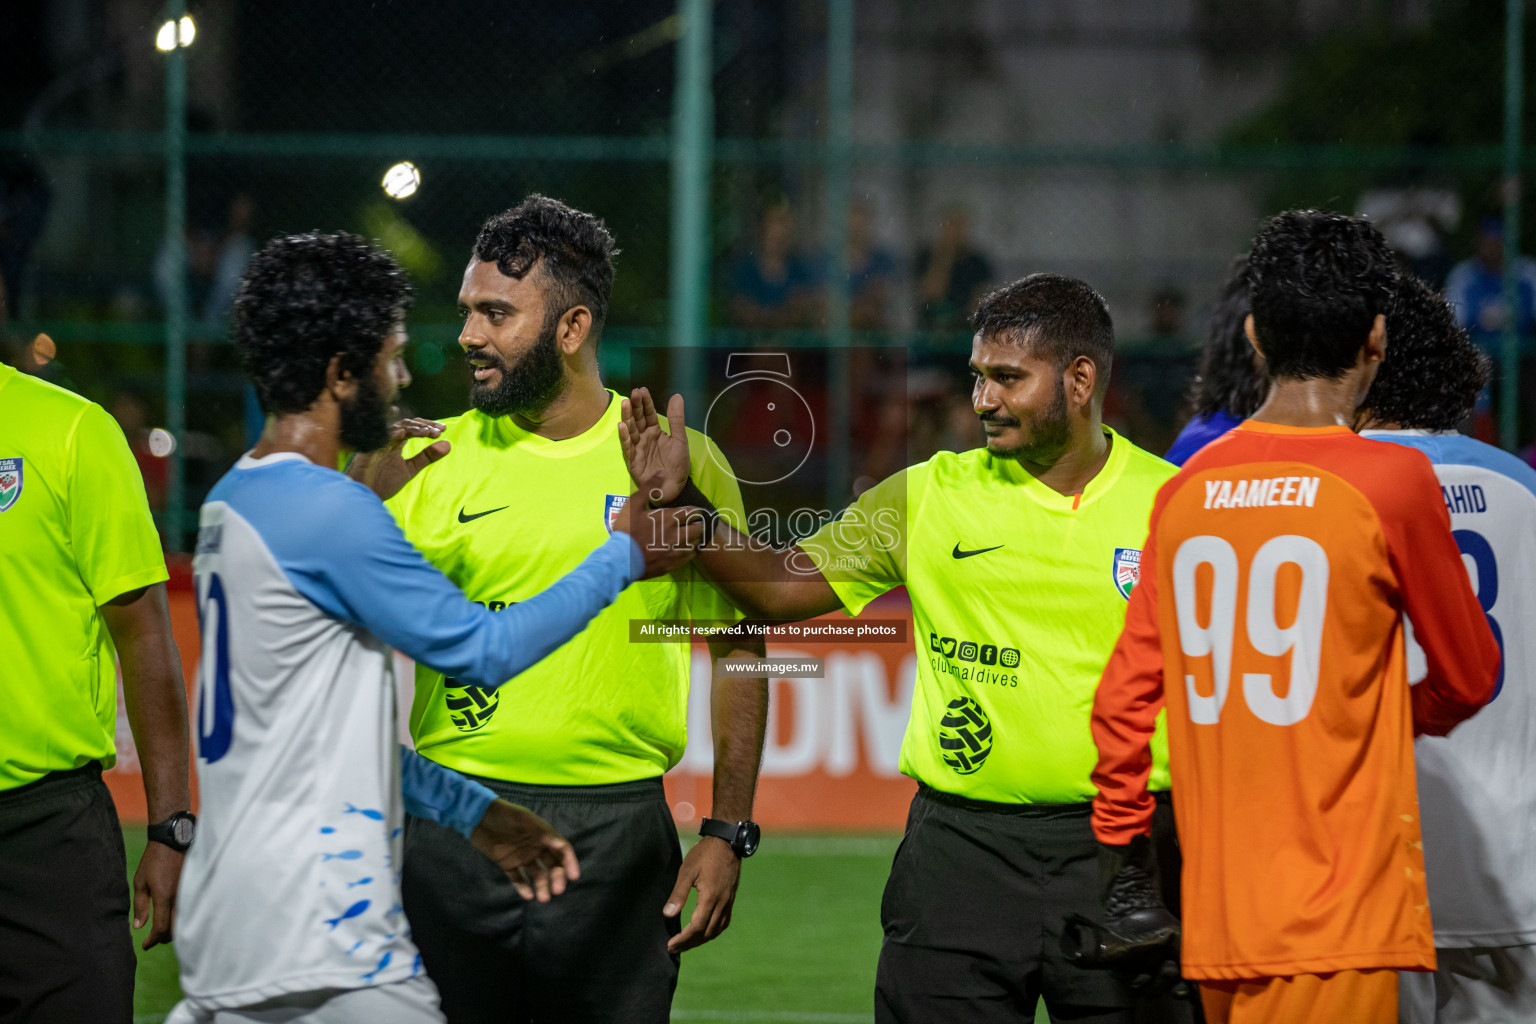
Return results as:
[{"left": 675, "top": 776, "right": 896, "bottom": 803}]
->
[
  {"left": 177, "top": 451, "right": 641, "bottom": 1009},
  {"left": 1365, "top": 429, "right": 1536, "bottom": 947}
]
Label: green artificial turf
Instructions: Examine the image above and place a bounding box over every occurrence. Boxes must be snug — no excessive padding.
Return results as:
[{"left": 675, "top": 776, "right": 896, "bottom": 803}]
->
[{"left": 126, "top": 830, "right": 1049, "bottom": 1024}]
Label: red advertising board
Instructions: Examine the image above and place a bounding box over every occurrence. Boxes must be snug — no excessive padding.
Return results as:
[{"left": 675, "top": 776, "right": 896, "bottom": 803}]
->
[{"left": 108, "top": 583, "right": 916, "bottom": 832}]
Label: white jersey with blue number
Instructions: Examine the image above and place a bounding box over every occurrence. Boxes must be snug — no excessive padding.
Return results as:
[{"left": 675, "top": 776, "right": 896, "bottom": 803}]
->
[
  {"left": 178, "top": 451, "right": 641, "bottom": 1009},
  {"left": 1366, "top": 429, "right": 1536, "bottom": 947}
]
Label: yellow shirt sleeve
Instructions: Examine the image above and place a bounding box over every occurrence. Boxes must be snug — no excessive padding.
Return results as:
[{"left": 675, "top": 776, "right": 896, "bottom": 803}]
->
[
  {"left": 685, "top": 428, "right": 749, "bottom": 626},
  {"left": 800, "top": 464, "right": 926, "bottom": 617},
  {"left": 68, "top": 404, "right": 168, "bottom": 603}
]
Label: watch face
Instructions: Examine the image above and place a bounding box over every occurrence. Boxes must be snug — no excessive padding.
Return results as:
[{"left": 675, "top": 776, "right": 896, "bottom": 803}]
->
[
  {"left": 170, "top": 815, "right": 195, "bottom": 846},
  {"left": 738, "top": 822, "right": 761, "bottom": 857}
]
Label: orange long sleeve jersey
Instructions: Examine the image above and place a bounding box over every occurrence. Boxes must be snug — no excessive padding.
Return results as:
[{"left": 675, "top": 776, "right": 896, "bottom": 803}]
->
[{"left": 1090, "top": 422, "right": 1499, "bottom": 980}]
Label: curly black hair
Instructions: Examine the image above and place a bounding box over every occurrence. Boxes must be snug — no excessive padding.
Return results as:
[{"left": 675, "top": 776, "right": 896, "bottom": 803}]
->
[
  {"left": 1189, "top": 255, "right": 1267, "bottom": 419},
  {"left": 1360, "top": 275, "right": 1491, "bottom": 430},
  {"left": 232, "top": 231, "right": 412, "bottom": 415},
  {"left": 1247, "top": 209, "right": 1397, "bottom": 381},
  {"left": 473, "top": 194, "right": 618, "bottom": 337},
  {"left": 971, "top": 273, "right": 1115, "bottom": 395}
]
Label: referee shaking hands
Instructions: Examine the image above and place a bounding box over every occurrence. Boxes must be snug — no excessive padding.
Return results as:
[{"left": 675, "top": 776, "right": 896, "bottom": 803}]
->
[{"left": 621, "top": 274, "right": 1192, "bottom": 1023}]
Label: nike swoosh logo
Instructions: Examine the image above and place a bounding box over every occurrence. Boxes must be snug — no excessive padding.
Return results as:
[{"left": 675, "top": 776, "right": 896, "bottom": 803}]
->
[
  {"left": 458, "top": 505, "right": 509, "bottom": 524},
  {"left": 952, "top": 543, "right": 1004, "bottom": 559}
]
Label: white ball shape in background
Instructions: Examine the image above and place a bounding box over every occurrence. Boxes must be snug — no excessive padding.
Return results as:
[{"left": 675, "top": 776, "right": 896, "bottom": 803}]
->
[{"left": 382, "top": 162, "right": 421, "bottom": 200}]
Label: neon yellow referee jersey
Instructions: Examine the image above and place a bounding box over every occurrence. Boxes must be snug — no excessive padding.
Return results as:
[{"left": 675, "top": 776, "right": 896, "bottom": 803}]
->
[
  {"left": 389, "top": 392, "right": 745, "bottom": 786},
  {"left": 0, "top": 363, "right": 168, "bottom": 790},
  {"left": 800, "top": 427, "right": 1176, "bottom": 803}
]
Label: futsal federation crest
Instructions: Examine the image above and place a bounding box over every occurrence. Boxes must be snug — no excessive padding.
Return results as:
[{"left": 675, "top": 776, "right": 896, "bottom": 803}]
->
[
  {"left": 0, "top": 458, "right": 22, "bottom": 513},
  {"left": 1112, "top": 547, "right": 1141, "bottom": 600},
  {"left": 938, "top": 696, "right": 993, "bottom": 775},
  {"left": 604, "top": 493, "right": 628, "bottom": 532}
]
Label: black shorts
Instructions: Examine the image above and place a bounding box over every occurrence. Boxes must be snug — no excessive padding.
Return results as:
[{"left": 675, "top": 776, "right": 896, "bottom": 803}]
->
[
  {"left": 0, "top": 765, "right": 136, "bottom": 1024},
  {"left": 401, "top": 775, "right": 681, "bottom": 1024},
  {"left": 875, "top": 785, "right": 1193, "bottom": 1024}
]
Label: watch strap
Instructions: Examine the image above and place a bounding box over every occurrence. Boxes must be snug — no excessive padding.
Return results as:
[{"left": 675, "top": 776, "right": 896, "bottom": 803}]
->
[{"left": 698, "top": 817, "right": 739, "bottom": 847}]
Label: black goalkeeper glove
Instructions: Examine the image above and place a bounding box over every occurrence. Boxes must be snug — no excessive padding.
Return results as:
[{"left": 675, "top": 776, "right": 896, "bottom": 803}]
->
[{"left": 1061, "top": 833, "right": 1183, "bottom": 992}]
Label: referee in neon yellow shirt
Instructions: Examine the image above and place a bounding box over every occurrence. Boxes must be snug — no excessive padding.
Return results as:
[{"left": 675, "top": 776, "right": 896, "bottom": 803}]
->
[
  {"left": 621, "top": 275, "right": 1191, "bottom": 1023},
  {"left": 351, "top": 196, "right": 767, "bottom": 1024},
  {"left": 0, "top": 362, "right": 192, "bottom": 1022}
]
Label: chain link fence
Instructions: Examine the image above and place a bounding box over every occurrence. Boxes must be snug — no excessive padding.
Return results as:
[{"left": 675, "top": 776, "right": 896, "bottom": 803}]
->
[{"left": 1, "top": 0, "right": 1529, "bottom": 547}]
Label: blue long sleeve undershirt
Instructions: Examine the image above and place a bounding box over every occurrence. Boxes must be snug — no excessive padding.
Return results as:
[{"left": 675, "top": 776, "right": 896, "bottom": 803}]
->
[{"left": 399, "top": 745, "right": 497, "bottom": 837}]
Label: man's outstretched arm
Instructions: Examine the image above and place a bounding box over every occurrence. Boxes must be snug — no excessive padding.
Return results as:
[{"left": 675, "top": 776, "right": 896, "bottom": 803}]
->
[
  {"left": 278, "top": 476, "right": 700, "bottom": 691},
  {"left": 691, "top": 526, "right": 843, "bottom": 623}
]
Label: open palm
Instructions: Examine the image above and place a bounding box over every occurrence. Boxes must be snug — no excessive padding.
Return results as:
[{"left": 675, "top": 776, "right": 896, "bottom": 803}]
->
[{"left": 618, "top": 388, "right": 691, "bottom": 505}]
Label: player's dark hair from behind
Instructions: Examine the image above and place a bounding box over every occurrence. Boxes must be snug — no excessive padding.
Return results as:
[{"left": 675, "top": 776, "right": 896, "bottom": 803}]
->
[
  {"left": 233, "top": 231, "right": 412, "bottom": 415},
  {"left": 1190, "top": 255, "right": 1267, "bottom": 419},
  {"left": 971, "top": 273, "right": 1115, "bottom": 395},
  {"left": 473, "top": 194, "right": 618, "bottom": 337},
  {"left": 1361, "top": 275, "right": 1492, "bottom": 431},
  {"left": 1246, "top": 209, "right": 1397, "bottom": 381}
]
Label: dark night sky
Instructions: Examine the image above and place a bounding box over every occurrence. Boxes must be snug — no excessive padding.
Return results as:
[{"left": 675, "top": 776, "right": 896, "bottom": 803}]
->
[{"left": 231, "top": 0, "right": 678, "bottom": 135}]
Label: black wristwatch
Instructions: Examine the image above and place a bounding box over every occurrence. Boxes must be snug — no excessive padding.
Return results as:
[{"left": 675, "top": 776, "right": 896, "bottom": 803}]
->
[
  {"left": 699, "top": 817, "right": 760, "bottom": 858},
  {"left": 148, "top": 811, "right": 197, "bottom": 853}
]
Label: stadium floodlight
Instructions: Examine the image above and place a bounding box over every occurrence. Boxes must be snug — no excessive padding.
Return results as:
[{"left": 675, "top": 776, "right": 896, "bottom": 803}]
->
[
  {"left": 382, "top": 161, "right": 421, "bottom": 200},
  {"left": 156, "top": 15, "right": 196, "bottom": 51}
]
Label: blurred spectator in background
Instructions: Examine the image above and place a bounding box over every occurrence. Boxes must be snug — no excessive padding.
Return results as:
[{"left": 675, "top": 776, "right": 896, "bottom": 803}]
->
[
  {"left": 1165, "top": 255, "right": 1267, "bottom": 466},
  {"left": 1358, "top": 181, "right": 1460, "bottom": 287},
  {"left": 202, "top": 193, "right": 256, "bottom": 327},
  {"left": 855, "top": 363, "right": 980, "bottom": 492},
  {"left": 914, "top": 205, "right": 993, "bottom": 330},
  {"left": 729, "top": 201, "right": 818, "bottom": 329},
  {"left": 154, "top": 224, "right": 219, "bottom": 324},
  {"left": 154, "top": 193, "right": 258, "bottom": 329},
  {"left": 0, "top": 155, "right": 50, "bottom": 320},
  {"left": 1147, "top": 284, "right": 1187, "bottom": 346},
  {"left": 845, "top": 201, "right": 898, "bottom": 330},
  {"left": 108, "top": 392, "right": 168, "bottom": 514},
  {"left": 1444, "top": 217, "right": 1536, "bottom": 443},
  {"left": 1102, "top": 286, "right": 1191, "bottom": 454},
  {"left": 1444, "top": 217, "right": 1536, "bottom": 353}
]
